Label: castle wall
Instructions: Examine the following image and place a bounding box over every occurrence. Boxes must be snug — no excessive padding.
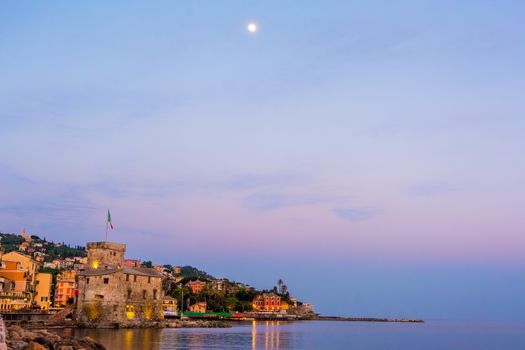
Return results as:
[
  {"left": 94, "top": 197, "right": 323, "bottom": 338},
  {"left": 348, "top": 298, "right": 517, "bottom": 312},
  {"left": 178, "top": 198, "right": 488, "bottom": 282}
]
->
[
  {"left": 86, "top": 242, "right": 126, "bottom": 269},
  {"left": 78, "top": 242, "right": 163, "bottom": 327}
]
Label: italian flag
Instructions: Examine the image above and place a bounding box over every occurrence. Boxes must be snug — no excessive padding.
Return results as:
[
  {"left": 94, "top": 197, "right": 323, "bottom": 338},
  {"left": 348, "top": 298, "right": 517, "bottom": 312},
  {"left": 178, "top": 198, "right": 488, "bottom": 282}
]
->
[{"left": 107, "top": 209, "right": 113, "bottom": 229}]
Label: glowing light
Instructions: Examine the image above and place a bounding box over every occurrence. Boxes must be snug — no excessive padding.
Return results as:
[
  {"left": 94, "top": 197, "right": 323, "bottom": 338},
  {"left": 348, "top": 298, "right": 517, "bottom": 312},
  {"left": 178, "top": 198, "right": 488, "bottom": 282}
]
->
[
  {"left": 92, "top": 260, "right": 99, "bottom": 269},
  {"left": 247, "top": 23, "right": 257, "bottom": 33}
]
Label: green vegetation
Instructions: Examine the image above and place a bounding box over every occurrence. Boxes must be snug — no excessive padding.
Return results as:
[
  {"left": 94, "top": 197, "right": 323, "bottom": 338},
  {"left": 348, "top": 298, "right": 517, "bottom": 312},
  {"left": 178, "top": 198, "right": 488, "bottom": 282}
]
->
[
  {"left": 175, "top": 265, "right": 215, "bottom": 280},
  {"left": 0, "top": 232, "right": 86, "bottom": 261}
]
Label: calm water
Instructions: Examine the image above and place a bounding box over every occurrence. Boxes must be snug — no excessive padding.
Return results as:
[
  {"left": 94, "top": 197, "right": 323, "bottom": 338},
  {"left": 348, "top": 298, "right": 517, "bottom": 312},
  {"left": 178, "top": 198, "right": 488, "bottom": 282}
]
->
[{"left": 55, "top": 320, "right": 525, "bottom": 350}]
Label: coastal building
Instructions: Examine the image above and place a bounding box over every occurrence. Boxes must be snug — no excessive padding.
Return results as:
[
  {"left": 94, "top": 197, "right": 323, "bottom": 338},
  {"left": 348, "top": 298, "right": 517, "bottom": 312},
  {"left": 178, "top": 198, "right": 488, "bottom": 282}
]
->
[
  {"left": 1, "top": 251, "right": 39, "bottom": 298},
  {"left": 0, "top": 261, "right": 30, "bottom": 293},
  {"left": 77, "top": 242, "right": 164, "bottom": 327},
  {"left": 252, "top": 292, "right": 281, "bottom": 312},
  {"left": 34, "top": 273, "right": 52, "bottom": 309},
  {"left": 210, "top": 279, "right": 225, "bottom": 292},
  {"left": 186, "top": 280, "right": 206, "bottom": 293},
  {"left": 188, "top": 302, "right": 206, "bottom": 313},
  {"left": 0, "top": 263, "right": 32, "bottom": 310},
  {"left": 124, "top": 259, "right": 141, "bottom": 268},
  {"left": 162, "top": 296, "right": 178, "bottom": 316},
  {"left": 54, "top": 270, "right": 77, "bottom": 307}
]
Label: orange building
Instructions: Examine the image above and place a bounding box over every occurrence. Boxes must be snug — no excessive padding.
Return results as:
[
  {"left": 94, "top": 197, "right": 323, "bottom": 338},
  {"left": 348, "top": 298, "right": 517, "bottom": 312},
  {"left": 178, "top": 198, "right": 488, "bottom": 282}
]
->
[
  {"left": 124, "top": 259, "right": 141, "bottom": 268},
  {"left": 252, "top": 292, "right": 281, "bottom": 311},
  {"left": 186, "top": 280, "right": 206, "bottom": 293},
  {"left": 54, "top": 270, "right": 77, "bottom": 307},
  {"left": 0, "top": 260, "right": 30, "bottom": 292}
]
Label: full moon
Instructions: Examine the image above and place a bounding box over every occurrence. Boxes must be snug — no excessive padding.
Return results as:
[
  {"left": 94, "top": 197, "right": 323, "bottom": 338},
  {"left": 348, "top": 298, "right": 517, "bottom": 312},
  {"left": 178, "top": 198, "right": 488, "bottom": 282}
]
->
[{"left": 247, "top": 23, "right": 257, "bottom": 33}]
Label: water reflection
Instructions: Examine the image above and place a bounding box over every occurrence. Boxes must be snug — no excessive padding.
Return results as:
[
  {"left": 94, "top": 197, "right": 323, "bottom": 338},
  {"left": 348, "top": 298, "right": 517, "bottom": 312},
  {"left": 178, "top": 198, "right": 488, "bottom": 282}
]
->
[
  {"left": 55, "top": 321, "right": 289, "bottom": 350},
  {"left": 51, "top": 320, "right": 525, "bottom": 350},
  {"left": 55, "top": 327, "right": 162, "bottom": 350},
  {"left": 252, "top": 321, "right": 282, "bottom": 350}
]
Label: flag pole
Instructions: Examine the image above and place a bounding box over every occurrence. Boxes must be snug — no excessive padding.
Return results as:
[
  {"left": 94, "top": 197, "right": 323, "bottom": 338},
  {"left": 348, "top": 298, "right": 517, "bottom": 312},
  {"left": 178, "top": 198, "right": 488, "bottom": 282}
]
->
[{"left": 105, "top": 217, "right": 108, "bottom": 242}]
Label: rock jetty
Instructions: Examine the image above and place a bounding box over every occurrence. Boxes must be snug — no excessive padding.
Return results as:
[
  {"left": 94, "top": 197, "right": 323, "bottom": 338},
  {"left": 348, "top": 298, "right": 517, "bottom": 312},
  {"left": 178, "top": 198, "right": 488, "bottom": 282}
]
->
[
  {"left": 5, "top": 325, "right": 106, "bottom": 350},
  {"left": 165, "top": 320, "right": 231, "bottom": 328}
]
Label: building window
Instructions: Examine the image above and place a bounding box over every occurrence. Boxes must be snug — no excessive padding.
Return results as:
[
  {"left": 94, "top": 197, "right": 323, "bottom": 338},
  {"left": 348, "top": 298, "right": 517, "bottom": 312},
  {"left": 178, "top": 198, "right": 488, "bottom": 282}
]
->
[
  {"left": 103, "top": 278, "right": 109, "bottom": 284},
  {"left": 95, "top": 294, "right": 104, "bottom": 299},
  {"left": 134, "top": 275, "right": 137, "bottom": 282},
  {"left": 143, "top": 290, "right": 147, "bottom": 299},
  {"left": 148, "top": 276, "right": 151, "bottom": 283},
  {"left": 153, "top": 289, "right": 158, "bottom": 300},
  {"left": 126, "top": 305, "right": 135, "bottom": 320},
  {"left": 126, "top": 274, "right": 129, "bottom": 281},
  {"left": 86, "top": 278, "right": 90, "bottom": 284}
]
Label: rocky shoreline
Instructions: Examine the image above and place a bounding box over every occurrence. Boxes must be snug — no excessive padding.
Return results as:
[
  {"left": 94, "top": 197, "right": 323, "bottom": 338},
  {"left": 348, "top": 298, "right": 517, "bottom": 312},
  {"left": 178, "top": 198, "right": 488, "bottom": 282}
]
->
[
  {"left": 4, "top": 320, "right": 231, "bottom": 349},
  {"left": 6, "top": 325, "right": 106, "bottom": 350}
]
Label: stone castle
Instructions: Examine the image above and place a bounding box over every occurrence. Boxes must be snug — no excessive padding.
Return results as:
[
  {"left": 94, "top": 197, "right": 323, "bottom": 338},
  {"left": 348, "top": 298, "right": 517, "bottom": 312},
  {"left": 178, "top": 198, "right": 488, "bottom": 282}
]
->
[{"left": 77, "top": 242, "right": 163, "bottom": 327}]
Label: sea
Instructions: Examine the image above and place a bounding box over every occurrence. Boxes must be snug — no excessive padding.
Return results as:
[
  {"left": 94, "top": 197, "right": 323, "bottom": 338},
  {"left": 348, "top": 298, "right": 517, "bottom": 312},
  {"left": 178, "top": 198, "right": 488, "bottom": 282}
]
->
[{"left": 55, "top": 320, "right": 525, "bottom": 350}]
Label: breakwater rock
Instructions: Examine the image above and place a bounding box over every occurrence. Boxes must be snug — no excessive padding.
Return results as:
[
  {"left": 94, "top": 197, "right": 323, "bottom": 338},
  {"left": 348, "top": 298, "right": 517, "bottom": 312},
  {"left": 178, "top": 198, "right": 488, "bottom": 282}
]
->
[
  {"left": 165, "top": 320, "right": 231, "bottom": 328},
  {"left": 317, "top": 316, "right": 424, "bottom": 323},
  {"left": 6, "top": 325, "right": 106, "bottom": 350}
]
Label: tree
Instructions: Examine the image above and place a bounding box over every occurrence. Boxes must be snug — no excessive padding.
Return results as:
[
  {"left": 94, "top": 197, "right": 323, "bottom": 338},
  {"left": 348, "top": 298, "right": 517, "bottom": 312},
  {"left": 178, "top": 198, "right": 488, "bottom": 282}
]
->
[
  {"left": 277, "top": 278, "right": 283, "bottom": 294},
  {"left": 142, "top": 260, "right": 153, "bottom": 268}
]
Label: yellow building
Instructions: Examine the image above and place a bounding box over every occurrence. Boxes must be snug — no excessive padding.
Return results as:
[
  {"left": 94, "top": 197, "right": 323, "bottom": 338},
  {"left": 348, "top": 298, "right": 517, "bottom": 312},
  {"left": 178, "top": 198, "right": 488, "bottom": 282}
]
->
[
  {"left": 34, "top": 272, "right": 52, "bottom": 309},
  {"left": 162, "top": 296, "right": 178, "bottom": 316},
  {"left": 188, "top": 302, "right": 206, "bottom": 313}
]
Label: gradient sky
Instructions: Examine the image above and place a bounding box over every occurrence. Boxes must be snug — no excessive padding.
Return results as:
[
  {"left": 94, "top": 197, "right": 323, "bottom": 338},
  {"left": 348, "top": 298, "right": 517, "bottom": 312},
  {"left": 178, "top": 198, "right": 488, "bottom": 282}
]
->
[{"left": 1, "top": 1, "right": 524, "bottom": 321}]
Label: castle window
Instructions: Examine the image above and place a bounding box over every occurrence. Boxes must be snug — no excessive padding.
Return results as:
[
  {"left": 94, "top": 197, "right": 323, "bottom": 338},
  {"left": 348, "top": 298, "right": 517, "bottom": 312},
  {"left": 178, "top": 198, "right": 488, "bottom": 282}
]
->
[
  {"left": 95, "top": 294, "right": 104, "bottom": 299},
  {"left": 126, "top": 274, "right": 129, "bottom": 281},
  {"left": 126, "top": 305, "right": 135, "bottom": 320},
  {"left": 143, "top": 290, "right": 147, "bottom": 299},
  {"left": 134, "top": 275, "right": 137, "bottom": 282},
  {"left": 86, "top": 278, "right": 90, "bottom": 284},
  {"left": 148, "top": 276, "right": 151, "bottom": 283},
  {"left": 127, "top": 289, "right": 132, "bottom": 299},
  {"left": 103, "top": 278, "right": 109, "bottom": 284}
]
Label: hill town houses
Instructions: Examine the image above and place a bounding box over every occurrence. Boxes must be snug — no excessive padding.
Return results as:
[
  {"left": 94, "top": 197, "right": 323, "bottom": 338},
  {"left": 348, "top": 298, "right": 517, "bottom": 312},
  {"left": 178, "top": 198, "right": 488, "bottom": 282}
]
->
[{"left": 0, "top": 230, "right": 315, "bottom": 326}]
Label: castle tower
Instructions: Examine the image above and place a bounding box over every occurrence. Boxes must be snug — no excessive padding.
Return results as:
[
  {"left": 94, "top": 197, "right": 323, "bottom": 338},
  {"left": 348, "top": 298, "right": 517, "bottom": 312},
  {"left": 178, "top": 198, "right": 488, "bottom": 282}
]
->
[{"left": 86, "top": 242, "right": 126, "bottom": 270}]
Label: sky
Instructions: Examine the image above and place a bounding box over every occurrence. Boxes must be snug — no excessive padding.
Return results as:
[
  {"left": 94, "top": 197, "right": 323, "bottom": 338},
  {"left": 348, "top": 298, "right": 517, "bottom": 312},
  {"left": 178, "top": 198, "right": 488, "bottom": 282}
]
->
[{"left": 1, "top": 1, "right": 524, "bottom": 321}]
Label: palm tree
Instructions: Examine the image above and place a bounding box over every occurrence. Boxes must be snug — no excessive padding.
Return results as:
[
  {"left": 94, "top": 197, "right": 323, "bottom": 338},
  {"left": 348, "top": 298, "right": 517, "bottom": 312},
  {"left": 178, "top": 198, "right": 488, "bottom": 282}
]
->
[{"left": 277, "top": 278, "right": 284, "bottom": 294}]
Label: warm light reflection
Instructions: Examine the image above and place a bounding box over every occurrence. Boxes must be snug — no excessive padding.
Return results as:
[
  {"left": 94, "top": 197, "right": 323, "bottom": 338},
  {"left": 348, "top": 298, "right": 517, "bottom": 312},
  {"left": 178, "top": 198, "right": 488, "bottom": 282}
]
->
[
  {"left": 92, "top": 260, "right": 99, "bottom": 269},
  {"left": 124, "top": 329, "right": 133, "bottom": 348},
  {"left": 252, "top": 320, "right": 257, "bottom": 350}
]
